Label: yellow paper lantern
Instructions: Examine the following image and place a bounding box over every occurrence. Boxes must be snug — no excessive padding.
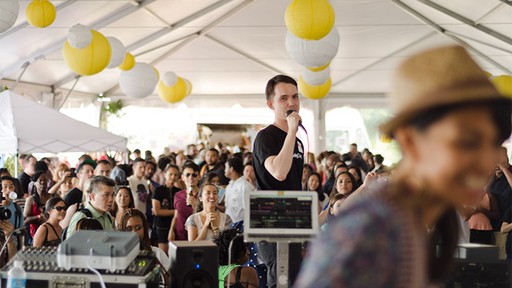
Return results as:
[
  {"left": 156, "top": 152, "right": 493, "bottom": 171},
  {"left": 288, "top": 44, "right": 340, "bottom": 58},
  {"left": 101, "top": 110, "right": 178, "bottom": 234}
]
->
[
  {"left": 118, "top": 52, "right": 135, "bottom": 71},
  {"left": 26, "top": 0, "right": 56, "bottom": 28},
  {"left": 62, "top": 30, "right": 111, "bottom": 76},
  {"left": 184, "top": 78, "right": 192, "bottom": 96},
  {"left": 157, "top": 77, "right": 187, "bottom": 104},
  {"left": 380, "top": 134, "right": 392, "bottom": 143},
  {"left": 298, "top": 76, "right": 331, "bottom": 100},
  {"left": 308, "top": 62, "right": 330, "bottom": 72},
  {"left": 491, "top": 75, "right": 512, "bottom": 98},
  {"left": 285, "top": 0, "right": 335, "bottom": 40}
]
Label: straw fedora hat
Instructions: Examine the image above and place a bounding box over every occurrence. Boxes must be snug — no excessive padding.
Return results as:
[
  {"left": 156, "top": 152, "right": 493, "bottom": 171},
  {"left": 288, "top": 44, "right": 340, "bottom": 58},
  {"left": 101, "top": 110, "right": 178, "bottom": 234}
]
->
[{"left": 380, "top": 45, "right": 508, "bottom": 137}]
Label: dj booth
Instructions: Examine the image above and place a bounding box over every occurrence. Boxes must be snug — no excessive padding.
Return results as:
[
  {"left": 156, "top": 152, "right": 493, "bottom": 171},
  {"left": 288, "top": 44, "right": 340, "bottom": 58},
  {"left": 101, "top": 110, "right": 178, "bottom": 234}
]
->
[
  {"left": 0, "top": 231, "right": 160, "bottom": 288},
  {"left": 0, "top": 246, "right": 160, "bottom": 288}
]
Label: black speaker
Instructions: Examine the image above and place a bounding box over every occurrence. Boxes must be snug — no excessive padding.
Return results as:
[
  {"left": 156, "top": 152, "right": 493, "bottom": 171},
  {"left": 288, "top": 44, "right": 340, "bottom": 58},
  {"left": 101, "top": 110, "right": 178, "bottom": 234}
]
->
[{"left": 169, "top": 240, "right": 218, "bottom": 288}]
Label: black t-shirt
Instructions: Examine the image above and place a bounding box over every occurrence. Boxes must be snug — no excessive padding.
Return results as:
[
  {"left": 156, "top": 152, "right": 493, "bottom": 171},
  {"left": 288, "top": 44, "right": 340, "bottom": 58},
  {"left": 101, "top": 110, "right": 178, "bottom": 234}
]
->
[
  {"left": 489, "top": 173, "right": 512, "bottom": 230},
  {"left": 502, "top": 208, "right": 511, "bottom": 257},
  {"left": 17, "top": 172, "right": 31, "bottom": 195},
  {"left": 64, "top": 187, "right": 83, "bottom": 208},
  {"left": 253, "top": 125, "right": 304, "bottom": 191},
  {"left": 152, "top": 185, "right": 180, "bottom": 228}
]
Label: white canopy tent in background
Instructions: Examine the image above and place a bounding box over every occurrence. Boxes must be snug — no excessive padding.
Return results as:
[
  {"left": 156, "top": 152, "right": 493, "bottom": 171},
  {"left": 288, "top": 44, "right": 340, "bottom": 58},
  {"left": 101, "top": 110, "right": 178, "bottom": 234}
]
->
[
  {"left": 0, "top": 90, "right": 127, "bottom": 155},
  {"left": 0, "top": 0, "right": 510, "bottom": 154}
]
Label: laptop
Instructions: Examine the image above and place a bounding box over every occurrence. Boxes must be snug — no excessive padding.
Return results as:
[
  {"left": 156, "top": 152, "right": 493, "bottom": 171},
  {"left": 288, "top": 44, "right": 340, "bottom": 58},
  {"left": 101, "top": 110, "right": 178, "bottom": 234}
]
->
[{"left": 243, "top": 191, "right": 319, "bottom": 242}]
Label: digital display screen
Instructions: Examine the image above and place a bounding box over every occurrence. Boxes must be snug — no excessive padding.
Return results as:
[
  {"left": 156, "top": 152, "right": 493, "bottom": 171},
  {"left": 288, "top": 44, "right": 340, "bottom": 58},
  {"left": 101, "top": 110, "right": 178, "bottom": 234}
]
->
[{"left": 249, "top": 196, "right": 313, "bottom": 229}]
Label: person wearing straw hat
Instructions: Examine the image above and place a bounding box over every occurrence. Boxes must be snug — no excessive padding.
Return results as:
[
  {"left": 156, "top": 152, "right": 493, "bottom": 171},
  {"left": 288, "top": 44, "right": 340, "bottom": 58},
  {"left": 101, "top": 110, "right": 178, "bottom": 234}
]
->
[{"left": 294, "top": 45, "right": 511, "bottom": 287}]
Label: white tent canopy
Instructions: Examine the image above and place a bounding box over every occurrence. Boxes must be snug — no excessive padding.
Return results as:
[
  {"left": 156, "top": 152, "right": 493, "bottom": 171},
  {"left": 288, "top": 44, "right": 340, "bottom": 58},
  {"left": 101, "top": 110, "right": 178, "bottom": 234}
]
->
[
  {"left": 0, "top": 0, "right": 510, "bottom": 109},
  {"left": 0, "top": 90, "right": 127, "bottom": 154}
]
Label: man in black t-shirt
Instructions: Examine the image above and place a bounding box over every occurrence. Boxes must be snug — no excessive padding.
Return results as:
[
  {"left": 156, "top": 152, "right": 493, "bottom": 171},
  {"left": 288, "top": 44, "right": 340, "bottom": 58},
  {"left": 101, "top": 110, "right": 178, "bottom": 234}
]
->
[
  {"left": 252, "top": 75, "right": 305, "bottom": 288},
  {"left": 17, "top": 154, "right": 36, "bottom": 196},
  {"left": 64, "top": 159, "right": 96, "bottom": 208},
  {"left": 489, "top": 147, "right": 512, "bottom": 259}
]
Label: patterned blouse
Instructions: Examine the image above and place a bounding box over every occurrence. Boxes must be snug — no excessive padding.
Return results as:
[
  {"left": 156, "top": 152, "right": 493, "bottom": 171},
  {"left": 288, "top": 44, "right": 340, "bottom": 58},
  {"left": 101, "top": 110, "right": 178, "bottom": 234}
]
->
[{"left": 294, "top": 182, "right": 430, "bottom": 288}]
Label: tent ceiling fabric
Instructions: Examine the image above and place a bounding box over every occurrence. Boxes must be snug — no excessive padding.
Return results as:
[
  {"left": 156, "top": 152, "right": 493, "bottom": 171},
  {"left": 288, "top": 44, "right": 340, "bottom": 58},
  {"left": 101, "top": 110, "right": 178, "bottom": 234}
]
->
[
  {"left": 0, "top": 0, "right": 510, "bottom": 107},
  {"left": 0, "top": 91, "right": 127, "bottom": 154}
]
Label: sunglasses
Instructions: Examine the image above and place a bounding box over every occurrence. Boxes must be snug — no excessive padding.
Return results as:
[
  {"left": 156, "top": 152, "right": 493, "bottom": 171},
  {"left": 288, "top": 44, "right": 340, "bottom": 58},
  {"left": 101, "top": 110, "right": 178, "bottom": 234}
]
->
[
  {"left": 53, "top": 206, "right": 67, "bottom": 212},
  {"left": 185, "top": 173, "right": 198, "bottom": 178}
]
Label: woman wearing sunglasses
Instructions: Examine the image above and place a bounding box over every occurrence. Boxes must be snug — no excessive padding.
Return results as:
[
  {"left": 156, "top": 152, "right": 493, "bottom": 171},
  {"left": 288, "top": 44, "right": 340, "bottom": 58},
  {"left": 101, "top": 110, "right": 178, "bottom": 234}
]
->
[{"left": 33, "top": 197, "right": 66, "bottom": 247}]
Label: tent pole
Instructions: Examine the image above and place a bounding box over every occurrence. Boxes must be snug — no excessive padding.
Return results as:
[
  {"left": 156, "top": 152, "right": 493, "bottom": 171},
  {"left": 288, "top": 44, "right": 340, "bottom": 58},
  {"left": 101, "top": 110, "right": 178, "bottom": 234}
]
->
[{"left": 14, "top": 151, "right": 18, "bottom": 177}]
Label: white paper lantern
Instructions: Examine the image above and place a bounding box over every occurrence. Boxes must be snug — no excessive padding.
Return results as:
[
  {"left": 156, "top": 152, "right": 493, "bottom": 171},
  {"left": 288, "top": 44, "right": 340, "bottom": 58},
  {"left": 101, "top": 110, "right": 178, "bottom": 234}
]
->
[
  {"left": 0, "top": 0, "right": 19, "bottom": 33},
  {"left": 162, "top": 71, "right": 178, "bottom": 87},
  {"left": 119, "top": 62, "right": 158, "bottom": 98},
  {"left": 67, "top": 24, "right": 92, "bottom": 49},
  {"left": 107, "top": 36, "right": 126, "bottom": 68},
  {"left": 285, "top": 27, "right": 339, "bottom": 69},
  {"left": 301, "top": 66, "right": 330, "bottom": 86}
]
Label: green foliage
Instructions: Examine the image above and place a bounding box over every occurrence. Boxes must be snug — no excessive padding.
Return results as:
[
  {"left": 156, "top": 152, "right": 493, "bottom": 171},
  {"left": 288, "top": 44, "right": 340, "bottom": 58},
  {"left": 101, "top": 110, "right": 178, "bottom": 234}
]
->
[
  {"left": 2, "top": 154, "right": 21, "bottom": 175},
  {"left": 102, "top": 99, "right": 124, "bottom": 117}
]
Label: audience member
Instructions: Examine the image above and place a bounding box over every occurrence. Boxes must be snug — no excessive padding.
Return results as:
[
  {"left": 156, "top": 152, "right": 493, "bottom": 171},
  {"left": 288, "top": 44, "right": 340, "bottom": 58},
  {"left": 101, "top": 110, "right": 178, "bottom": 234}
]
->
[
  {"left": 152, "top": 164, "right": 181, "bottom": 254},
  {"left": 24, "top": 170, "right": 52, "bottom": 245},
  {"left": 170, "top": 161, "right": 200, "bottom": 241},
  {"left": 64, "top": 159, "right": 96, "bottom": 208},
  {"left": 18, "top": 154, "right": 36, "bottom": 195},
  {"left": 224, "top": 157, "right": 255, "bottom": 224},
  {"left": 1, "top": 176, "right": 24, "bottom": 248},
  {"left": 111, "top": 185, "right": 135, "bottom": 227},
  {"left": 127, "top": 158, "right": 149, "bottom": 216},
  {"left": 186, "top": 183, "right": 232, "bottom": 241},
  {"left": 33, "top": 197, "right": 65, "bottom": 247},
  {"left": 66, "top": 176, "right": 115, "bottom": 238},
  {"left": 213, "top": 228, "right": 260, "bottom": 288}
]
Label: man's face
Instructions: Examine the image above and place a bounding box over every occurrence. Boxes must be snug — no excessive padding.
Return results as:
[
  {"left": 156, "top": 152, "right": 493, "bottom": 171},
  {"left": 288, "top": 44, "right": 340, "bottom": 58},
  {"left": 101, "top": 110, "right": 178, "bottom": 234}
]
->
[
  {"left": 78, "top": 164, "right": 95, "bottom": 181},
  {"left": 25, "top": 157, "right": 36, "bottom": 175},
  {"left": 95, "top": 163, "right": 111, "bottom": 177},
  {"left": 349, "top": 145, "right": 357, "bottom": 156},
  {"left": 205, "top": 151, "right": 219, "bottom": 166},
  {"left": 224, "top": 163, "right": 231, "bottom": 179},
  {"left": 134, "top": 162, "right": 146, "bottom": 178},
  {"left": 90, "top": 184, "right": 115, "bottom": 213},
  {"left": 187, "top": 145, "right": 198, "bottom": 157},
  {"left": 145, "top": 164, "right": 156, "bottom": 179},
  {"left": 182, "top": 167, "right": 199, "bottom": 188},
  {"left": 267, "top": 82, "right": 300, "bottom": 121}
]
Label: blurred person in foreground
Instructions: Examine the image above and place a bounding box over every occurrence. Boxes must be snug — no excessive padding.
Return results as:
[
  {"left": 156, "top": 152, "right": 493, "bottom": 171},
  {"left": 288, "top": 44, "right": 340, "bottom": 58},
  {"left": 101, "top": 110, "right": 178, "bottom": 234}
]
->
[{"left": 295, "top": 45, "right": 512, "bottom": 287}]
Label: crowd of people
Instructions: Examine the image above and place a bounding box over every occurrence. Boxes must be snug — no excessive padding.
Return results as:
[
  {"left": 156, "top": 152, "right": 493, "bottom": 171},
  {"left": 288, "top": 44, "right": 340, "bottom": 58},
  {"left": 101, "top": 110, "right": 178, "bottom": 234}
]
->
[{"left": 0, "top": 45, "right": 510, "bottom": 288}]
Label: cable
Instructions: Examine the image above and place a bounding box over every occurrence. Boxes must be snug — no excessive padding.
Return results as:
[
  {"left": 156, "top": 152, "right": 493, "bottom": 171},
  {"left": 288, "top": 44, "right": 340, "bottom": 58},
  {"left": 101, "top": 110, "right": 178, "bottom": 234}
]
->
[
  {"left": 87, "top": 249, "right": 107, "bottom": 288},
  {"left": 226, "top": 233, "right": 243, "bottom": 288}
]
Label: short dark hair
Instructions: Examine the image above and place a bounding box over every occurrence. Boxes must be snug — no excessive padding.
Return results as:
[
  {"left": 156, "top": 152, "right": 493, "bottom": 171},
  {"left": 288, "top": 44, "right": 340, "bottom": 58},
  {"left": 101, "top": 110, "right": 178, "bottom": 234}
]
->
[
  {"left": 132, "top": 158, "right": 146, "bottom": 167},
  {"left": 213, "top": 228, "right": 246, "bottom": 265},
  {"left": 227, "top": 157, "right": 244, "bottom": 175},
  {"left": 146, "top": 161, "right": 156, "bottom": 169},
  {"left": 208, "top": 148, "right": 219, "bottom": 155},
  {"left": 77, "top": 218, "right": 103, "bottom": 231},
  {"left": 133, "top": 149, "right": 141, "bottom": 154},
  {"left": 157, "top": 157, "right": 172, "bottom": 171},
  {"left": 374, "top": 154, "right": 384, "bottom": 165},
  {"left": 164, "top": 164, "right": 180, "bottom": 173},
  {"left": 265, "top": 75, "right": 297, "bottom": 101},
  {"left": 89, "top": 175, "right": 116, "bottom": 194},
  {"left": 97, "top": 159, "right": 111, "bottom": 167},
  {"left": 182, "top": 161, "right": 200, "bottom": 173}
]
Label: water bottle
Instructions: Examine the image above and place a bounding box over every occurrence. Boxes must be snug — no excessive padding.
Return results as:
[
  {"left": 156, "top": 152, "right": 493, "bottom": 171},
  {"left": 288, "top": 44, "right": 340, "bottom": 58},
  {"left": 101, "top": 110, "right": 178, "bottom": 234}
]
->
[{"left": 7, "top": 261, "right": 26, "bottom": 288}]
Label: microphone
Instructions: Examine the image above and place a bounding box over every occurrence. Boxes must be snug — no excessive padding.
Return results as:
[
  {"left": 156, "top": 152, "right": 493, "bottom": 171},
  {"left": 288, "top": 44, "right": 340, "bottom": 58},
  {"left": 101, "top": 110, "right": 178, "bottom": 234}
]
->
[{"left": 286, "top": 110, "right": 305, "bottom": 131}]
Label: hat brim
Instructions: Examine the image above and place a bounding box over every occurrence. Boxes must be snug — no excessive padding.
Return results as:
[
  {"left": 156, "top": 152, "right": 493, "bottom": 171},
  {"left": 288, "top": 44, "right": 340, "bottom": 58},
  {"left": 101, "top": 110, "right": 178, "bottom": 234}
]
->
[{"left": 380, "top": 89, "right": 509, "bottom": 138}]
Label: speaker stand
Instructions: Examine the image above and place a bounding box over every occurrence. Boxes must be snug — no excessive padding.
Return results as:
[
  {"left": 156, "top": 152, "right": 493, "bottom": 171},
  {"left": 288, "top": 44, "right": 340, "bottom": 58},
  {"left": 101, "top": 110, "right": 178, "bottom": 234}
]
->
[{"left": 276, "top": 242, "right": 289, "bottom": 288}]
